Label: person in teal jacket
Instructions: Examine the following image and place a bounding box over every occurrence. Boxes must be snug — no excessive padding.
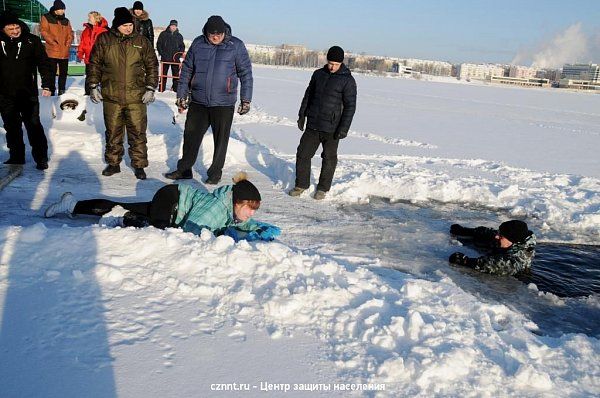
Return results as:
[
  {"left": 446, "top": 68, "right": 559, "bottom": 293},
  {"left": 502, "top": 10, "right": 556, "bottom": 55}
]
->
[{"left": 44, "top": 172, "right": 280, "bottom": 241}]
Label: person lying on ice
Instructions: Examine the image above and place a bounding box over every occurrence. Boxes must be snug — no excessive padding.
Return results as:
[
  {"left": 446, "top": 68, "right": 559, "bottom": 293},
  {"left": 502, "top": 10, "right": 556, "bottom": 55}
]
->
[
  {"left": 44, "top": 172, "right": 280, "bottom": 242},
  {"left": 448, "top": 220, "right": 536, "bottom": 276}
]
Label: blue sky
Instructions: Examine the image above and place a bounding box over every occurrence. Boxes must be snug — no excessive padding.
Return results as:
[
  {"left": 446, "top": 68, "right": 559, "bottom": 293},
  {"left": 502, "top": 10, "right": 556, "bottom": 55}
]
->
[{"left": 49, "top": 0, "right": 599, "bottom": 64}]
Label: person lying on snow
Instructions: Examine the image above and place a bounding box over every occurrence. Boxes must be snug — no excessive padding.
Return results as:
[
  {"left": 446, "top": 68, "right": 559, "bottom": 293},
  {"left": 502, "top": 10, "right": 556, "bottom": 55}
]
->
[
  {"left": 44, "top": 172, "right": 280, "bottom": 242},
  {"left": 448, "top": 220, "right": 536, "bottom": 276}
]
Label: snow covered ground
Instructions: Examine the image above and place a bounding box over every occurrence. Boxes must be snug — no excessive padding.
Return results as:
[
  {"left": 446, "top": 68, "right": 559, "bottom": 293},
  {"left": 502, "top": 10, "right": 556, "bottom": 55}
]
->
[{"left": 1, "top": 66, "right": 599, "bottom": 397}]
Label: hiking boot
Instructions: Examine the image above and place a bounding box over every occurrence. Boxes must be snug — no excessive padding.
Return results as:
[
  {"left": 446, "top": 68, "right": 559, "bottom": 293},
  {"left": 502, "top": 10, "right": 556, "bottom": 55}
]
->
[
  {"left": 36, "top": 161, "right": 48, "bottom": 170},
  {"left": 134, "top": 168, "right": 147, "bottom": 180},
  {"left": 165, "top": 169, "right": 193, "bottom": 180},
  {"left": 102, "top": 164, "right": 121, "bottom": 176},
  {"left": 313, "top": 190, "right": 326, "bottom": 200},
  {"left": 58, "top": 90, "right": 65, "bottom": 96},
  {"left": 204, "top": 177, "right": 220, "bottom": 185},
  {"left": 44, "top": 192, "right": 77, "bottom": 218},
  {"left": 3, "top": 158, "right": 25, "bottom": 165},
  {"left": 288, "top": 187, "right": 306, "bottom": 197}
]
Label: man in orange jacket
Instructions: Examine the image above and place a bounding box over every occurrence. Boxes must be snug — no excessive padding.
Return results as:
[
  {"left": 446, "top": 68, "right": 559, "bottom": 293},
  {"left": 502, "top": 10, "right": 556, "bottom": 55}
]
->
[{"left": 40, "top": 0, "right": 73, "bottom": 96}]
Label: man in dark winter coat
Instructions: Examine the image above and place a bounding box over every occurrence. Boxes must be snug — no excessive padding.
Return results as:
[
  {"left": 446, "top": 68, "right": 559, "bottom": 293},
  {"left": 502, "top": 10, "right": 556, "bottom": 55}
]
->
[
  {"left": 87, "top": 7, "right": 158, "bottom": 180},
  {"left": 156, "top": 19, "right": 185, "bottom": 92},
  {"left": 165, "top": 15, "right": 253, "bottom": 185},
  {"left": 289, "top": 46, "right": 357, "bottom": 200},
  {"left": 449, "top": 220, "right": 537, "bottom": 276},
  {"left": 0, "top": 12, "right": 52, "bottom": 170},
  {"left": 40, "top": 0, "right": 73, "bottom": 96},
  {"left": 130, "top": 1, "right": 154, "bottom": 48}
]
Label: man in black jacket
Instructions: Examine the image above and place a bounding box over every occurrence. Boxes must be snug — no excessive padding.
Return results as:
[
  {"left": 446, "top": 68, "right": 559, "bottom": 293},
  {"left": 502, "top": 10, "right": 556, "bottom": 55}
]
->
[
  {"left": 289, "top": 46, "right": 357, "bottom": 200},
  {"left": 156, "top": 19, "right": 185, "bottom": 92},
  {"left": 0, "top": 13, "right": 52, "bottom": 170},
  {"left": 130, "top": 1, "right": 154, "bottom": 48}
]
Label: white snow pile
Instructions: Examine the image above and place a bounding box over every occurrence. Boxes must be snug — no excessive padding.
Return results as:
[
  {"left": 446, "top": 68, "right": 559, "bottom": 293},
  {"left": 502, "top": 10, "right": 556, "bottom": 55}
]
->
[{"left": 1, "top": 223, "right": 598, "bottom": 396}]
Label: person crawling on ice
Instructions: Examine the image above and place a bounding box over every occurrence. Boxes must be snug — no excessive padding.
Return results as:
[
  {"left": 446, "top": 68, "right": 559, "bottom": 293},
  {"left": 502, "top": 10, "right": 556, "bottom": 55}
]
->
[
  {"left": 448, "top": 220, "right": 536, "bottom": 276},
  {"left": 44, "top": 172, "right": 280, "bottom": 242}
]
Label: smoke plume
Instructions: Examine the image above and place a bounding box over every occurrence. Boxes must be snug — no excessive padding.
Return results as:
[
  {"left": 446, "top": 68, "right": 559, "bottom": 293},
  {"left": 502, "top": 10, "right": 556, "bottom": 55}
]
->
[{"left": 512, "top": 23, "right": 593, "bottom": 68}]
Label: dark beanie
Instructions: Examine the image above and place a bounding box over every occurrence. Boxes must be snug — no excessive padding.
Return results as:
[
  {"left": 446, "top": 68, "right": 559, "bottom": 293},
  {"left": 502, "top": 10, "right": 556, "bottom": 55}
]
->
[
  {"left": 53, "top": 0, "right": 66, "bottom": 10},
  {"left": 204, "top": 15, "right": 226, "bottom": 34},
  {"left": 112, "top": 7, "right": 134, "bottom": 28},
  {"left": 327, "top": 46, "right": 344, "bottom": 63},
  {"left": 233, "top": 179, "right": 261, "bottom": 202},
  {"left": 0, "top": 12, "right": 21, "bottom": 28},
  {"left": 499, "top": 220, "right": 530, "bottom": 243},
  {"left": 170, "top": 19, "right": 178, "bottom": 26},
  {"left": 133, "top": 1, "right": 144, "bottom": 10}
]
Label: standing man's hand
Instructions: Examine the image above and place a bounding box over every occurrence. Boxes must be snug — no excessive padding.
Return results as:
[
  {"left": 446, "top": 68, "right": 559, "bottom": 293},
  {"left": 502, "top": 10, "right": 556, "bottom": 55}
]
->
[
  {"left": 41, "top": 88, "right": 51, "bottom": 97},
  {"left": 141, "top": 87, "right": 156, "bottom": 104},
  {"left": 297, "top": 117, "right": 305, "bottom": 131},
  {"left": 89, "top": 85, "right": 103, "bottom": 104},
  {"left": 237, "top": 100, "right": 251, "bottom": 115},
  {"left": 334, "top": 129, "right": 347, "bottom": 140},
  {"left": 176, "top": 97, "right": 188, "bottom": 113}
]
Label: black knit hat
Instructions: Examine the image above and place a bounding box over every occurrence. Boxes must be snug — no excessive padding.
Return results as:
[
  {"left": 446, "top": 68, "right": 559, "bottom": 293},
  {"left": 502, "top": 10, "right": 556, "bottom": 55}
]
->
[
  {"left": 0, "top": 12, "right": 21, "bottom": 28},
  {"left": 133, "top": 1, "right": 144, "bottom": 11},
  {"left": 53, "top": 0, "right": 66, "bottom": 11},
  {"left": 233, "top": 179, "right": 261, "bottom": 202},
  {"left": 112, "top": 7, "right": 134, "bottom": 28},
  {"left": 169, "top": 19, "right": 178, "bottom": 26},
  {"left": 499, "top": 220, "right": 530, "bottom": 243},
  {"left": 204, "top": 15, "right": 226, "bottom": 34},
  {"left": 327, "top": 46, "right": 344, "bottom": 63}
]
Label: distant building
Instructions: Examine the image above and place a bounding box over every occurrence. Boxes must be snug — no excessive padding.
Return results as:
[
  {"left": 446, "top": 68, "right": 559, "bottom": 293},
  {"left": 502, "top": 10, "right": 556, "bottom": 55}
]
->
[
  {"left": 488, "top": 76, "right": 550, "bottom": 88},
  {"left": 458, "top": 63, "right": 505, "bottom": 80},
  {"left": 402, "top": 59, "right": 452, "bottom": 77},
  {"left": 558, "top": 79, "right": 600, "bottom": 91},
  {"left": 561, "top": 63, "right": 600, "bottom": 83},
  {"left": 509, "top": 65, "right": 538, "bottom": 79}
]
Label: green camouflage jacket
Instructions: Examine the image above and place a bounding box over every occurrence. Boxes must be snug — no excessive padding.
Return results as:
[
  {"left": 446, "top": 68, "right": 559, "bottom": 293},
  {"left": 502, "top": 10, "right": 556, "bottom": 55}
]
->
[{"left": 465, "top": 227, "right": 537, "bottom": 276}]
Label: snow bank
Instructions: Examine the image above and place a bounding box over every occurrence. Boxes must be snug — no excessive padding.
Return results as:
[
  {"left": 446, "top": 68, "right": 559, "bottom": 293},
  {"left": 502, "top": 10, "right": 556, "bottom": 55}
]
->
[{"left": 1, "top": 224, "right": 598, "bottom": 396}]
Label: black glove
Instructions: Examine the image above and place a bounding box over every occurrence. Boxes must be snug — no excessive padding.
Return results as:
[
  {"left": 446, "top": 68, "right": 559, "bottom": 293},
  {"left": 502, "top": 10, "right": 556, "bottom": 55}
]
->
[
  {"left": 450, "top": 224, "right": 464, "bottom": 235},
  {"left": 297, "top": 117, "right": 305, "bottom": 131},
  {"left": 334, "top": 129, "right": 347, "bottom": 140},
  {"left": 176, "top": 97, "right": 188, "bottom": 110},
  {"left": 449, "top": 252, "right": 468, "bottom": 266},
  {"left": 237, "top": 100, "right": 251, "bottom": 115}
]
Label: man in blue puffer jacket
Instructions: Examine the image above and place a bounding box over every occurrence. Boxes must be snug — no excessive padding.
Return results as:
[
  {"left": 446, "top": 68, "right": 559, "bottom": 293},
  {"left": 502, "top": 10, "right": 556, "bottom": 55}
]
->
[{"left": 166, "top": 15, "right": 253, "bottom": 185}]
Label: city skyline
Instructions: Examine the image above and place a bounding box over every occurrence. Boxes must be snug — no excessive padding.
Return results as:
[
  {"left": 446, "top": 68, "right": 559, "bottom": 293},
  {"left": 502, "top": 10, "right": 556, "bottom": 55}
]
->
[{"left": 48, "top": 0, "right": 599, "bottom": 66}]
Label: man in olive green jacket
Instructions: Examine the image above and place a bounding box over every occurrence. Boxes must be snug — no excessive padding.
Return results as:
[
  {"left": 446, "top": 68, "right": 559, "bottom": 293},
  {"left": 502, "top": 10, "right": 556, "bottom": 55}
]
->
[{"left": 87, "top": 7, "right": 158, "bottom": 180}]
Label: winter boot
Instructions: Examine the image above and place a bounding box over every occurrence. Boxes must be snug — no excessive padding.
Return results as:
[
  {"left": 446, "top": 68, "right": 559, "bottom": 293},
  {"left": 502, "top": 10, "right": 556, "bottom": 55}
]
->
[
  {"left": 134, "top": 168, "right": 147, "bottom": 180},
  {"left": 102, "top": 164, "right": 121, "bottom": 176},
  {"left": 204, "top": 176, "right": 220, "bottom": 185},
  {"left": 288, "top": 187, "right": 306, "bottom": 197},
  {"left": 36, "top": 161, "right": 48, "bottom": 170},
  {"left": 44, "top": 192, "right": 77, "bottom": 218},
  {"left": 3, "top": 158, "right": 25, "bottom": 165},
  {"left": 165, "top": 169, "right": 193, "bottom": 180},
  {"left": 313, "top": 190, "right": 326, "bottom": 200},
  {"left": 77, "top": 109, "right": 87, "bottom": 121}
]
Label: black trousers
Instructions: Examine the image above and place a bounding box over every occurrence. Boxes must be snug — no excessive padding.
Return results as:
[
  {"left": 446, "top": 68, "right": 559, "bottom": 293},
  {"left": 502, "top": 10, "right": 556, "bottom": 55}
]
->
[
  {"left": 177, "top": 102, "right": 234, "bottom": 181},
  {"left": 84, "top": 63, "right": 91, "bottom": 95},
  {"left": 48, "top": 58, "right": 69, "bottom": 94},
  {"left": 73, "top": 184, "right": 179, "bottom": 229},
  {"left": 295, "top": 128, "right": 340, "bottom": 192},
  {"left": 0, "top": 94, "right": 48, "bottom": 164},
  {"left": 160, "top": 62, "right": 180, "bottom": 92}
]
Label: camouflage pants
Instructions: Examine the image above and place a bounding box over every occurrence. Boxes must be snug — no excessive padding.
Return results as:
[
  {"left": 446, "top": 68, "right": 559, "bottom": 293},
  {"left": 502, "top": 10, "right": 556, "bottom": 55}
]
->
[{"left": 103, "top": 101, "right": 148, "bottom": 168}]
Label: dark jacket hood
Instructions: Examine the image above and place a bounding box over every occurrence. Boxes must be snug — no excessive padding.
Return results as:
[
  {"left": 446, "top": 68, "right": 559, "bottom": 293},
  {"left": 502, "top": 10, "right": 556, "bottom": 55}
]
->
[{"left": 0, "top": 18, "right": 31, "bottom": 40}]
